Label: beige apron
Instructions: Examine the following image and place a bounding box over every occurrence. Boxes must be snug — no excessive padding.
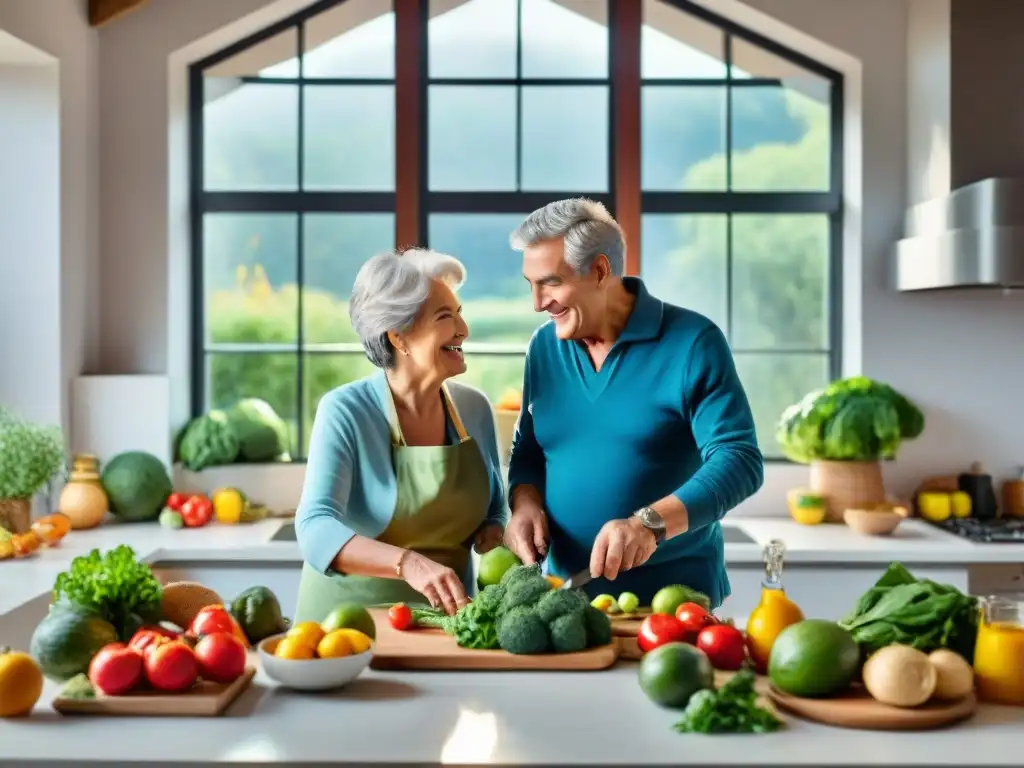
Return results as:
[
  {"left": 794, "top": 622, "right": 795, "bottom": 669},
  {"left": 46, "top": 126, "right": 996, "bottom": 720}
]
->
[{"left": 293, "top": 383, "right": 491, "bottom": 623}]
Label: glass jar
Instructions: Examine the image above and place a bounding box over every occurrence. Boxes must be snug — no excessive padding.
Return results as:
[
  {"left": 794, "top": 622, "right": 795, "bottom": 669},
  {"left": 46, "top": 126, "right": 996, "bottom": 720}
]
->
[{"left": 974, "top": 594, "right": 1024, "bottom": 705}]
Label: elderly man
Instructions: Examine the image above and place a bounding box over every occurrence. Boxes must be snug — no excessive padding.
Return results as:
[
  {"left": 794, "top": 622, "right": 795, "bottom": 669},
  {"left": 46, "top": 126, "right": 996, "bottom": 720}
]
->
[{"left": 503, "top": 198, "right": 764, "bottom": 608}]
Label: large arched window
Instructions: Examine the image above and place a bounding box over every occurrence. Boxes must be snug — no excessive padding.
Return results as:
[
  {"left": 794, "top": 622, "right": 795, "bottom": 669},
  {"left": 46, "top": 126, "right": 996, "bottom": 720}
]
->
[{"left": 189, "top": 0, "right": 842, "bottom": 460}]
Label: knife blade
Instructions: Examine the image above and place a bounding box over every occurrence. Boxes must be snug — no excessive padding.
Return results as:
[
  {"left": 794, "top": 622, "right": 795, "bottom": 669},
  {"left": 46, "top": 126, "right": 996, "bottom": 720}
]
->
[{"left": 559, "top": 568, "right": 592, "bottom": 590}]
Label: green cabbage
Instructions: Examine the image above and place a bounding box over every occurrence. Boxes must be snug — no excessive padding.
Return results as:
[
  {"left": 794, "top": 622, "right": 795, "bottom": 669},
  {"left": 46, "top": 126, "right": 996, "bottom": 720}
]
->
[
  {"left": 226, "top": 398, "right": 290, "bottom": 462},
  {"left": 776, "top": 377, "right": 924, "bottom": 463}
]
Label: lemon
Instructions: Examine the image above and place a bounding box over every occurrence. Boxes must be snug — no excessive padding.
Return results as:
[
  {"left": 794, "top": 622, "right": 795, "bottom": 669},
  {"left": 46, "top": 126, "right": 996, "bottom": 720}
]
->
[
  {"left": 330, "top": 628, "right": 372, "bottom": 654},
  {"left": 790, "top": 506, "right": 826, "bottom": 525},
  {"left": 274, "top": 635, "right": 315, "bottom": 660},
  {"left": 286, "top": 621, "right": 326, "bottom": 650},
  {"left": 317, "top": 631, "right": 355, "bottom": 659},
  {"left": 591, "top": 594, "right": 616, "bottom": 612}
]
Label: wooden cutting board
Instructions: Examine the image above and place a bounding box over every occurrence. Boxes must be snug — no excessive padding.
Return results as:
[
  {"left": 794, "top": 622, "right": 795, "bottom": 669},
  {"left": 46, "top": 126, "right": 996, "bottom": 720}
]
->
[
  {"left": 766, "top": 684, "right": 977, "bottom": 730},
  {"left": 52, "top": 666, "right": 256, "bottom": 717},
  {"left": 368, "top": 608, "right": 619, "bottom": 671}
]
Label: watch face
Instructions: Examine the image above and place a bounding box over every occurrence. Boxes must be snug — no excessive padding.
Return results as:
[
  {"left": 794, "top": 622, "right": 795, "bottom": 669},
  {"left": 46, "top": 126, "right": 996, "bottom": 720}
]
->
[{"left": 640, "top": 507, "right": 664, "bottom": 530}]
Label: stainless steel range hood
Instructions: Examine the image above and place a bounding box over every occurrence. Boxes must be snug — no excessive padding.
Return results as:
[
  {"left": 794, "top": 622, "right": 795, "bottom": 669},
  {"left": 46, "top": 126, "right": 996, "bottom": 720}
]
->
[{"left": 893, "top": 177, "right": 1024, "bottom": 291}]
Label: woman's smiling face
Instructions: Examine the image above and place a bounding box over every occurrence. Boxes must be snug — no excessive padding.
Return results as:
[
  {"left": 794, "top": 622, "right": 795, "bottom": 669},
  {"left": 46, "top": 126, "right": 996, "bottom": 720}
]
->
[{"left": 390, "top": 278, "right": 469, "bottom": 380}]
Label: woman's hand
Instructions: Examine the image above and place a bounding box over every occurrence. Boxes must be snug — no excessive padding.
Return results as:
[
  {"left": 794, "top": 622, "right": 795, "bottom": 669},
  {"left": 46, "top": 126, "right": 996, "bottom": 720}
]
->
[
  {"left": 473, "top": 523, "right": 505, "bottom": 555},
  {"left": 401, "top": 551, "right": 469, "bottom": 616}
]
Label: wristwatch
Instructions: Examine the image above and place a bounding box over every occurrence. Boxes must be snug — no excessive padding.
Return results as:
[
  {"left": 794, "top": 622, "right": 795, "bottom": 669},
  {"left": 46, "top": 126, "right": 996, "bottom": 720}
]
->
[{"left": 633, "top": 506, "right": 667, "bottom": 546}]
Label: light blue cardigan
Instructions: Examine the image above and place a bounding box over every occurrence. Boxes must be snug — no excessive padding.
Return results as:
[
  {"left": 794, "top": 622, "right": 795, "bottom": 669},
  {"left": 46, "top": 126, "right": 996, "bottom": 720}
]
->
[{"left": 295, "top": 371, "right": 509, "bottom": 574}]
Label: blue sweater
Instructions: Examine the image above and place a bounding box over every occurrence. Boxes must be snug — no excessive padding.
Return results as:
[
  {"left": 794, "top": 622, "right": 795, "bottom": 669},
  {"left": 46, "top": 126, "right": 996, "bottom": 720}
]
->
[
  {"left": 507, "top": 277, "right": 764, "bottom": 607},
  {"left": 295, "top": 372, "right": 508, "bottom": 574}
]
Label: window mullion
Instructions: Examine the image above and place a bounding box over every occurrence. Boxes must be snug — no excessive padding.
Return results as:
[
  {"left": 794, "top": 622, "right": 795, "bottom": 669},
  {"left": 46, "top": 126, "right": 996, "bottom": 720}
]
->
[
  {"left": 395, "top": 0, "right": 422, "bottom": 247},
  {"left": 611, "top": 0, "right": 641, "bottom": 275}
]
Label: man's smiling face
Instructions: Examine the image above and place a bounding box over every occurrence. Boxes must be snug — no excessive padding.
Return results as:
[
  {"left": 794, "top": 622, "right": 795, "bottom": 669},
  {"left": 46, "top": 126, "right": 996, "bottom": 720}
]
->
[{"left": 522, "top": 237, "right": 604, "bottom": 341}]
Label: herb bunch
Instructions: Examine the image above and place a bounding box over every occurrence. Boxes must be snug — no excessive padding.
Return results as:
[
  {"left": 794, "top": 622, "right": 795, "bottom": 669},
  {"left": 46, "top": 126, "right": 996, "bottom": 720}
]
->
[{"left": 53, "top": 545, "right": 164, "bottom": 639}]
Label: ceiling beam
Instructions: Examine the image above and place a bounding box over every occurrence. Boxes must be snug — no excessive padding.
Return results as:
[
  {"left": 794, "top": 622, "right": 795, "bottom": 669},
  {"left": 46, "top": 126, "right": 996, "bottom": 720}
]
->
[{"left": 88, "top": 0, "right": 150, "bottom": 28}]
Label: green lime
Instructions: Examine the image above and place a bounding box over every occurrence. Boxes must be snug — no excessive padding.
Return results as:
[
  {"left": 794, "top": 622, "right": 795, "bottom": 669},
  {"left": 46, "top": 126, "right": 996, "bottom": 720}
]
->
[
  {"left": 638, "top": 642, "right": 714, "bottom": 708},
  {"left": 477, "top": 546, "right": 522, "bottom": 587},
  {"left": 617, "top": 592, "right": 640, "bottom": 613},
  {"left": 321, "top": 603, "right": 377, "bottom": 640},
  {"left": 768, "top": 619, "right": 860, "bottom": 698},
  {"left": 651, "top": 585, "right": 691, "bottom": 616}
]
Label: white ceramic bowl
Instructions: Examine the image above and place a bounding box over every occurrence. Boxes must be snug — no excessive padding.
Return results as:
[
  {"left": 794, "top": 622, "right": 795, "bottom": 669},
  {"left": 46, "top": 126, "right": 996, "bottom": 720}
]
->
[{"left": 258, "top": 634, "right": 373, "bottom": 691}]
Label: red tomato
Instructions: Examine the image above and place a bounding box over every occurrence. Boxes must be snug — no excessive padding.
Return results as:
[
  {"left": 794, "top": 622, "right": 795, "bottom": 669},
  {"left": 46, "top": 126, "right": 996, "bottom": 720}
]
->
[
  {"left": 194, "top": 631, "right": 247, "bottom": 683},
  {"left": 88, "top": 642, "right": 145, "bottom": 696},
  {"left": 637, "top": 614, "right": 690, "bottom": 653},
  {"left": 675, "top": 602, "right": 716, "bottom": 640},
  {"left": 695, "top": 624, "right": 748, "bottom": 671},
  {"left": 145, "top": 641, "right": 199, "bottom": 692},
  {"left": 165, "top": 492, "right": 190, "bottom": 511},
  {"left": 189, "top": 605, "right": 249, "bottom": 646},
  {"left": 180, "top": 495, "right": 214, "bottom": 528},
  {"left": 388, "top": 603, "right": 413, "bottom": 631},
  {"left": 128, "top": 629, "right": 172, "bottom": 660}
]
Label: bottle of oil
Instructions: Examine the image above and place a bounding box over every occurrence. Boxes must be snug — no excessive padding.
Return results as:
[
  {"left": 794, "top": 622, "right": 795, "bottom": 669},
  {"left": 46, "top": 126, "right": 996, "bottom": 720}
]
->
[{"left": 745, "top": 539, "right": 805, "bottom": 673}]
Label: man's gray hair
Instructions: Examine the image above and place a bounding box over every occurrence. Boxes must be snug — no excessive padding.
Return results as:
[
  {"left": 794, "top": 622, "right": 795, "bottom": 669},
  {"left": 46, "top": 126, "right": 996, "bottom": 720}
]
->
[
  {"left": 509, "top": 197, "right": 625, "bottom": 276},
  {"left": 348, "top": 248, "right": 466, "bottom": 369}
]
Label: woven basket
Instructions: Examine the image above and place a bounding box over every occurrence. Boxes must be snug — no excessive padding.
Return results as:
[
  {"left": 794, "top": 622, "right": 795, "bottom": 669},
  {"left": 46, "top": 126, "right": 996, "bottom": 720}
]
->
[
  {"left": 0, "top": 498, "right": 31, "bottom": 534},
  {"left": 809, "top": 460, "right": 887, "bottom": 523}
]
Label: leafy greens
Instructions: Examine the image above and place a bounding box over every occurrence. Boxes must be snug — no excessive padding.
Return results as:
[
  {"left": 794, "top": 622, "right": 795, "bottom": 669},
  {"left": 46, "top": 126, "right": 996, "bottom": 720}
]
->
[
  {"left": 838, "top": 562, "right": 978, "bottom": 661},
  {"left": 674, "top": 670, "right": 782, "bottom": 735},
  {"left": 52, "top": 545, "right": 163, "bottom": 640},
  {"left": 776, "top": 376, "right": 925, "bottom": 463}
]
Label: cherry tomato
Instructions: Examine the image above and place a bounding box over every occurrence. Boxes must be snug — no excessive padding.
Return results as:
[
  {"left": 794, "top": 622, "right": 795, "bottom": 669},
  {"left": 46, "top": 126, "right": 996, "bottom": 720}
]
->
[
  {"left": 180, "top": 495, "right": 214, "bottom": 528},
  {"left": 89, "top": 642, "right": 145, "bottom": 695},
  {"left": 695, "top": 624, "right": 748, "bottom": 671},
  {"left": 165, "top": 492, "right": 190, "bottom": 511},
  {"left": 675, "top": 602, "right": 716, "bottom": 640},
  {"left": 189, "top": 605, "right": 249, "bottom": 646},
  {"left": 128, "top": 629, "right": 172, "bottom": 660},
  {"left": 145, "top": 641, "right": 199, "bottom": 692},
  {"left": 637, "top": 613, "right": 689, "bottom": 653},
  {"left": 194, "top": 631, "right": 247, "bottom": 683},
  {"left": 388, "top": 603, "right": 413, "bottom": 631}
]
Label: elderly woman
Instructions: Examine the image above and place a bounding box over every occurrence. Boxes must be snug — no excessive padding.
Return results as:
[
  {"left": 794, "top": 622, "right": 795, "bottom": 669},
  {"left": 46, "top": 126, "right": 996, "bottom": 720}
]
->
[{"left": 293, "top": 248, "right": 507, "bottom": 620}]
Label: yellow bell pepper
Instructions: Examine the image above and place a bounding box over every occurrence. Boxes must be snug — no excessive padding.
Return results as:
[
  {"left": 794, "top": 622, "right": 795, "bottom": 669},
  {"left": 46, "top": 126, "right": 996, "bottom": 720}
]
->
[{"left": 212, "top": 487, "right": 247, "bottom": 524}]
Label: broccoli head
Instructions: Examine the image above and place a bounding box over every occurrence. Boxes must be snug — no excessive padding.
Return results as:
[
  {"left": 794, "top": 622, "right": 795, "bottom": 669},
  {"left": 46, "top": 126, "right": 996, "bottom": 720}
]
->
[
  {"left": 549, "top": 612, "right": 588, "bottom": 653},
  {"left": 500, "top": 571, "right": 552, "bottom": 613},
  {"left": 474, "top": 583, "right": 506, "bottom": 614},
  {"left": 500, "top": 563, "right": 544, "bottom": 588},
  {"left": 497, "top": 605, "right": 551, "bottom": 654},
  {"left": 534, "top": 588, "right": 587, "bottom": 624},
  {"left": 582, "top": 604, "right": 613, "bottom": 647}
]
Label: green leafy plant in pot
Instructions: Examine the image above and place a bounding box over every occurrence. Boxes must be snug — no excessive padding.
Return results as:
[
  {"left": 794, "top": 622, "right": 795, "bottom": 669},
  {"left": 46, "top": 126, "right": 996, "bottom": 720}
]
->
[
  {"left": 775, "top": 377, "right": 925, "bottom": 522},
  {"left": 0, "top": 407, "right": 66, "bottom": 533}
]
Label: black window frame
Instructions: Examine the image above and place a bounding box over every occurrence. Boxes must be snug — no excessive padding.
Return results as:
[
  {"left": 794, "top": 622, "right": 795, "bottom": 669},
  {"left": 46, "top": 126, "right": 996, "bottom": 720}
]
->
[{"left": 187, "top": 0, "right": 844, "bottom": 463}]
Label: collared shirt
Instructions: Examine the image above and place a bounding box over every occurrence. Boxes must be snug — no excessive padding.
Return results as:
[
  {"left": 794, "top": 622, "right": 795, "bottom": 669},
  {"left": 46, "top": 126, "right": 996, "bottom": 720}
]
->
[{"left": 507, "top": 276, "right": 764, "bottom": 607}]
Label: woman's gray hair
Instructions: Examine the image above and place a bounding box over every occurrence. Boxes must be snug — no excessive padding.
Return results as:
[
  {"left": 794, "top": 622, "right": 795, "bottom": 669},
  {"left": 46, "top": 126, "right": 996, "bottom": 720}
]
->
[
  {"left": 509, "top": 197, "right": 625, "bottom": 276},
  {"left": 348, "top": 248, "right": 467, "bottom": 369}
]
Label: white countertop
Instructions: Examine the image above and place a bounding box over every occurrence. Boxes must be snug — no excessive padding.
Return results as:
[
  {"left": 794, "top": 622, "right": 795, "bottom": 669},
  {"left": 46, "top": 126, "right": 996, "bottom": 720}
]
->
[
  {"left": 3, "top": 515, "right": 1022, "bottom": 618},
  {"left": 1, "top": 661, "right": 1022, "bottom": 766},
  {"left": 3, "top": 516, "right": 1024, "bottom": 765}
]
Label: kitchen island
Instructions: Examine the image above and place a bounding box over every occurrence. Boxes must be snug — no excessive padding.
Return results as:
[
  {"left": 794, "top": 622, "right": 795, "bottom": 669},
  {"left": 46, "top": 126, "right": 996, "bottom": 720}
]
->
[{"left": 2, "top": 516, "right": 1023, "bottom": 766}]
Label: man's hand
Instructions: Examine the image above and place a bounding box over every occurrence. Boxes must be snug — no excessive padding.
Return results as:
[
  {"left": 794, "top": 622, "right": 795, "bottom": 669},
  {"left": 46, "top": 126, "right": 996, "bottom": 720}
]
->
[
  {"left": 590, "top": 516, "right": 657, "bottom": 581},
  {"left": 473, "top": 522, "right": 504, "bottom": 555},
  {"left": 503, "top": 492, "right": 549, "bottom": 565}
]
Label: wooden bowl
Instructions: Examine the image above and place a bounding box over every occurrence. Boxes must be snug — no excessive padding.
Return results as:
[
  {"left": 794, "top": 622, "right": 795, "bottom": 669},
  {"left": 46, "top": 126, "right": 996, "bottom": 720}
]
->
[{"left": 843, "top": 507, "right": 903, "bottom": 536}]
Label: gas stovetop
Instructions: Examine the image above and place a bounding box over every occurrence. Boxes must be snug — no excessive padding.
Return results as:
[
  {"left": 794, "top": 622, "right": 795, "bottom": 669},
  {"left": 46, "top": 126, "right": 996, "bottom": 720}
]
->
[{"left": 931, "top": 517, "right": 1024, "bottom": 543}]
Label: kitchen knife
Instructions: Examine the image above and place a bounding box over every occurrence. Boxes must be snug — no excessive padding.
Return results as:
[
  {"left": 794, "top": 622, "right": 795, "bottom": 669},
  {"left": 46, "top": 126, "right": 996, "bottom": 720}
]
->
[{"left": 559, "top": 568, "right": 592, "bottom": 590}]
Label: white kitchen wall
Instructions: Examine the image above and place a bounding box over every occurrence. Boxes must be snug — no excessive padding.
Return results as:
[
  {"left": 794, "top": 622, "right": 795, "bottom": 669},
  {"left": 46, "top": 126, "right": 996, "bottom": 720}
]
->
[{"left": 0, "top": 0, "right": 100, "bottom": 440}]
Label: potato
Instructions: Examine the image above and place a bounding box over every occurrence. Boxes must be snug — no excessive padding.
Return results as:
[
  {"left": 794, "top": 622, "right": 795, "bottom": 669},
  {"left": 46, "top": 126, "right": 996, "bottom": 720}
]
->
[
  {"left": 862, "top": 644, "right": 937, "bottom": 707},
  {"left": 928, "top": 649, "right": 974, "bottom": 701}
]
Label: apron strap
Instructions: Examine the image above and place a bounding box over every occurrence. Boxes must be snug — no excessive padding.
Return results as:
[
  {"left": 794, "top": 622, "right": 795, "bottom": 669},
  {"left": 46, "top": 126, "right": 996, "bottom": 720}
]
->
[{"left": 383, "top": 380, "right": 471, "bottom": 446}]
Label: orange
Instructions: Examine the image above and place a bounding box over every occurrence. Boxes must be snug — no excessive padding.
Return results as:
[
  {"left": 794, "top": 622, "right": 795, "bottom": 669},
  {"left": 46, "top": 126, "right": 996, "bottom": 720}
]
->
[
  {"left": 274, "top": 635, "right": 315, "bottom": 660},
  {"left": 329, "top": 628, "right": 372, "bottom": 654},
  {"left": 285, "top": 621, "right": 325, "bottom": 650},
  {"left": 316, "top": 630, "right": 354, "bottom": 659},
  {"left": 0, "top": 648, "right": 44, "bottom": 717}
]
